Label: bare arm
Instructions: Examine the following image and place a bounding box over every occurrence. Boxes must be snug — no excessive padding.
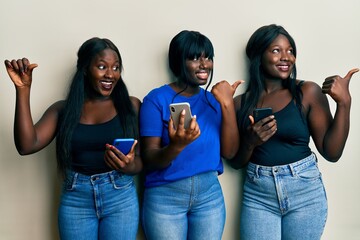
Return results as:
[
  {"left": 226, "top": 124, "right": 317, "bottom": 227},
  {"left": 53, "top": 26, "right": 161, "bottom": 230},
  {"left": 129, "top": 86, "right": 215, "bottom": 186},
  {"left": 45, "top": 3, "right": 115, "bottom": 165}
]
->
[
  {"left": 305, "top": 68, "right": 358, "bottom": 162},
  {"left": 5, "top": 58, "right": 62, "bottom": 155},
  {"left": 141, "top": 110, "right": 200, "bottom": 171},
  {"left": 211, "top": 80, "right": 243, "bottom": 159}
]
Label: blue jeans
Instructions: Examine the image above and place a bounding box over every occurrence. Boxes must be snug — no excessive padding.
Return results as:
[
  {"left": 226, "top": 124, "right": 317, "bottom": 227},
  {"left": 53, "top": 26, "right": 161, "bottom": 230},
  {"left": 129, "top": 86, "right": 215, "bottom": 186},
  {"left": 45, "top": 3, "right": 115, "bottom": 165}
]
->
[
  {"left": 141, "top": 171, "right": 226, "bottom": 240},
  {"left": 58, "top": 170, "right": 139, "bottom": 240},
  {"left": 240, "top": 153, "right": 328, "bottom": 240}
]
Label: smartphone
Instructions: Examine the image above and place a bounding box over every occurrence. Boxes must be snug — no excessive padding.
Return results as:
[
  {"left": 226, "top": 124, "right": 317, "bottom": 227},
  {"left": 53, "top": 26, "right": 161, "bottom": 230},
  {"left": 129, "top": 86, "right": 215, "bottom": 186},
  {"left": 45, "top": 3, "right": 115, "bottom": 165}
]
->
[
  {"left": 112, "top": 138, "right": 135, "bottom": 155},
  {"left": 253, "top": 107, "right": 273, "bottom": 123},
  {"left": 169, "top": 102, "right": 193, "bottom": 129}
]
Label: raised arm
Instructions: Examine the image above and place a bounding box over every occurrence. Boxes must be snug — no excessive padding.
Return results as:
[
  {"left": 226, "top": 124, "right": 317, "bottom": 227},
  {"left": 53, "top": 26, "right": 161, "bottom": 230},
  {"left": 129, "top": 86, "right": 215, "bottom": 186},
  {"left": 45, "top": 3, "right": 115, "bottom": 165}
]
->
[
  {"left": 211, "top": 80, "right": 243, "bottom": 159},
  {"left": 5, "top": 58, "right": 61, "bottom": 155},
  {"left": 306, "top": 68, "right": 358, "bottom": 162}
]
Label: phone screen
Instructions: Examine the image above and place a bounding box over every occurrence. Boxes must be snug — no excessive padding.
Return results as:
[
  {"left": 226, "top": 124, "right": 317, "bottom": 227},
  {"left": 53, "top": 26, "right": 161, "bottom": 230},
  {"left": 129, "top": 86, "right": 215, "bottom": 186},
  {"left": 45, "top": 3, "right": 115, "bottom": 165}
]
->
[{"left": 253, "top": 108, "right": 273, "bottom": 123}]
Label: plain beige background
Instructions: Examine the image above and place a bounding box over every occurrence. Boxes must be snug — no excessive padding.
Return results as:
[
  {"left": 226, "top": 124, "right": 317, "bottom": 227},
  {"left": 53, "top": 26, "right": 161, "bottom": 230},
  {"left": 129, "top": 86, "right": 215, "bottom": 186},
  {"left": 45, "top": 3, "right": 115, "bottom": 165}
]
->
[{"left": 1, "top": 0, "right": 359, "bottom": 239}]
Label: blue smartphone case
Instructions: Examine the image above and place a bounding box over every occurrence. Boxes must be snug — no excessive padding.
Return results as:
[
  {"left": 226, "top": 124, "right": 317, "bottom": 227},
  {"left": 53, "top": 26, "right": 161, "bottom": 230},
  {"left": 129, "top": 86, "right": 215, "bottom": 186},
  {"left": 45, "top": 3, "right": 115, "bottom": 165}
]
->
[{"left": 112, "top": 138, "right": 135, "bottom": 155}]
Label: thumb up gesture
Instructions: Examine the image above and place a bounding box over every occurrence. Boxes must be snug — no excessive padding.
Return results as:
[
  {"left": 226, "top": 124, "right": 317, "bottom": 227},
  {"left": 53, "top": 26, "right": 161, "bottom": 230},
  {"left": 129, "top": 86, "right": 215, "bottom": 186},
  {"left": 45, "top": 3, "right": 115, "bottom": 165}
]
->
[
  {"left": 4, "top": 58, "right": 38, "bottom": 89},
  {"left": 322, "top": 68, "right": 359, "bottom": 103}
]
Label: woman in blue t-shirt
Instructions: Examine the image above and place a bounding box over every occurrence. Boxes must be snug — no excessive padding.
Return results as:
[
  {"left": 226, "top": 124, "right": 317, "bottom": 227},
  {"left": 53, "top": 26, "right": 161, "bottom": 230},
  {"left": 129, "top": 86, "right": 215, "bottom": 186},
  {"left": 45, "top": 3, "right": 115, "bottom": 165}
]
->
[{"left": 139, "top": 30, "right": 243, "bottom": 239}]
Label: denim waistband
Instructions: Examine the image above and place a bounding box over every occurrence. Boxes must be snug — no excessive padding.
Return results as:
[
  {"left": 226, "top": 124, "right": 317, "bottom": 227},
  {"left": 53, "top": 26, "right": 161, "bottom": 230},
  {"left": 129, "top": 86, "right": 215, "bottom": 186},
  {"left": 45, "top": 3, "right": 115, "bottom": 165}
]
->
[
  {"left": 247, "top": 153, "right": 317, "bottom": 177},
  {"left": 65, "top": 170, "right": 128, "bottom": 184}
]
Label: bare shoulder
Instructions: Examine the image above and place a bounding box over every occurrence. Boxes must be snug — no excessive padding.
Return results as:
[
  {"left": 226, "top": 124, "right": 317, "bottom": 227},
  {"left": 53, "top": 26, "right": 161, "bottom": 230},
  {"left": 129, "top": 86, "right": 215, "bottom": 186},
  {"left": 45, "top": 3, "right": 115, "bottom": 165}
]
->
[
  {"left": 130, "top": 96, "right": 141, "bottom": 113},
  {"left": 299, "top": 80, "right": 323, "bottom": 97},
  {"left": 298, "top": 80, "right": 327, "bottom": 107},
  {"left": 45, "top": 100, "right": 65, "bottom": 114}
]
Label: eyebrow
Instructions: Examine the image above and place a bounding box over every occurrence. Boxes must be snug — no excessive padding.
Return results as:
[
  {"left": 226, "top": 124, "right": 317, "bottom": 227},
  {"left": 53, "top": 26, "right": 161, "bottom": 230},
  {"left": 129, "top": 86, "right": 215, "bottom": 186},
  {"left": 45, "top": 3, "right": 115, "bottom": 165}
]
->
[{"left": 97, "top": 59, "right": 120, "bottom": 64}]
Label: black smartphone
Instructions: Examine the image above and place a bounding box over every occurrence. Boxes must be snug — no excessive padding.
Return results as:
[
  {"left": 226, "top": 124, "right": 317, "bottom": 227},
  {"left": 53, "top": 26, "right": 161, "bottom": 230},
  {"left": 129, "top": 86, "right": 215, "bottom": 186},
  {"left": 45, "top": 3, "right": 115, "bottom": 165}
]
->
[
  {"left": 112, "top": 138, "right": 135, "bottom": 155},
  {"left": 169, "top": 102, "right": 193, "bottom": 129},
  {"left": 253, "top": 108, "right": 273, "bottom": 123}
]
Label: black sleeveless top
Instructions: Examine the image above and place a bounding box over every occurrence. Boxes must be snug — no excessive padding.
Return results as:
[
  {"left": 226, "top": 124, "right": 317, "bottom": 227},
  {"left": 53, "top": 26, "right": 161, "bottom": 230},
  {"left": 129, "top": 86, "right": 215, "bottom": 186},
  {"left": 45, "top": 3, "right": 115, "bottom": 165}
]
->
[
  {"left": 71, "top": 115, "right": 124, "bottom": 175},
  {"left": 250, "top": 100, "right": 312, "bottom": 166}
]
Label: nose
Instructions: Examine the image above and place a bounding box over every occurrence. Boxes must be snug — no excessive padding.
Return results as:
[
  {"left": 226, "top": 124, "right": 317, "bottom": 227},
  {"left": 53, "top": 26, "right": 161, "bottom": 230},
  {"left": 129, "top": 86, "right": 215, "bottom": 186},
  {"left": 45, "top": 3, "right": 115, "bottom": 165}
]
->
[
  {"left": 105, "top": 68, "right": 113, "bottom": 78},
  {"left": 280, "top": 51, "right": 290, "bottom": 61},
  {"left": 199, "top": 57, "right": 209, "bottom": 68}
]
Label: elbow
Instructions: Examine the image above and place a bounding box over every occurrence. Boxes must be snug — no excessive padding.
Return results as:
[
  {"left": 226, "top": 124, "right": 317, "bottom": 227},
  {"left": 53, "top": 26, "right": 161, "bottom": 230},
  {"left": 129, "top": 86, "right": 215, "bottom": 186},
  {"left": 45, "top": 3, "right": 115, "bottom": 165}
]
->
[
  {"left": 15, "top": 145, "right": 33, "bottom": 156},
  {"left": 322, "top": 151, "right": 342, "bottom": 163},
  {"left": 222, "top": 151, "right": 236, "bottom": 161},
  {"left": 221, "top": 143, "right": 240, "bottom": 160},
  {"left": 17, "top": 150, "right": 31, "bottom": 156},
  {"left": 224, "top": 152, "right": 247, "bottom": 170},
  {"left": 222, "top": 152, "right": 237, "bottom": 162},
  {"left": 17, "top": 149, "right": 32, "bottom": 156},
  {"left": 324, "top": 155, "right": 341, "bottom": 163}
]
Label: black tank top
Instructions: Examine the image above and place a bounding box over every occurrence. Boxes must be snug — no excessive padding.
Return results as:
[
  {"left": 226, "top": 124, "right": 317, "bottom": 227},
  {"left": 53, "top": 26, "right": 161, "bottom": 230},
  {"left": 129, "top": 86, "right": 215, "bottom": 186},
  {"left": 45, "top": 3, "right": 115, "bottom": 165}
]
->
[
  {"left": 71, "top": 115, "right": 124, "bottom": 175},
  {"left": 250, "top": 100, "right": 312, "bottom": 166}
]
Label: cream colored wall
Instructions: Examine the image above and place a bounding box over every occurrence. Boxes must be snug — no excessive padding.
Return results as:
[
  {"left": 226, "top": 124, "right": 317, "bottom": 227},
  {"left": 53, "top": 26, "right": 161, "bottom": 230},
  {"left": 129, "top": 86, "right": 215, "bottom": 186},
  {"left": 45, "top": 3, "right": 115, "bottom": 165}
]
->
[{"left": 1, "top": 0, "right": 359, "bottom": 239}]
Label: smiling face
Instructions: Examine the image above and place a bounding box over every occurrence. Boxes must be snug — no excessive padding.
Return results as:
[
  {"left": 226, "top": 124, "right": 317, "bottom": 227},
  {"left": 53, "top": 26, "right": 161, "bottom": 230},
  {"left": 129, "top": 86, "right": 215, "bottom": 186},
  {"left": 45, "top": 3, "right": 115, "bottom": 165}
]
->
[
  {"left": 87, "top": 48, "right": 121, "bottom": 98},
  {"left": 261, "top": 34, "right": 296, "bottom": 80},
  {"left": 185, "top": 53, "right": 213, "bottom": 86}
]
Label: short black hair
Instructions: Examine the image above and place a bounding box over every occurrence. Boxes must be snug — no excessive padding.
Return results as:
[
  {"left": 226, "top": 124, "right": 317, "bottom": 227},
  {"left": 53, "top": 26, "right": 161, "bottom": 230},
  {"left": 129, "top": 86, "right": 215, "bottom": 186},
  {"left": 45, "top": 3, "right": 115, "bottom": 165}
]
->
[{"left": 168, "top": 30, "right": 214, "bottom": 82}]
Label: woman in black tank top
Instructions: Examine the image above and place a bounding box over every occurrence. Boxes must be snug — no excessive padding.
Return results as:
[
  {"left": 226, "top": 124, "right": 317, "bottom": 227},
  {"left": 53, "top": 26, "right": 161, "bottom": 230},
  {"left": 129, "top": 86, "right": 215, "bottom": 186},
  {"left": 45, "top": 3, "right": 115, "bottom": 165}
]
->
[
  {"left": 5, "top": 38, "right": 143, "bottom": 240},
  {"left": 229, "top": 24, "right": 358, "bottom": 240}
]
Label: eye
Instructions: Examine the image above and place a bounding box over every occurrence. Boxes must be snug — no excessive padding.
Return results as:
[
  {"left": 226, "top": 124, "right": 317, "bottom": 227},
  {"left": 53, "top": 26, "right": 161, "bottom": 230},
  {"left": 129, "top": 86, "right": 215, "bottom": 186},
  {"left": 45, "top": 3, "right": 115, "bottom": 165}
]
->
[
  {"left": 112, "top": 66, "right": 120, "bottom": 71},
  {"left": 272, "top": 48, "right": 280, "bottom": 53},
  {"left": 287, "top": 49, "right": 294, "bottom": 55},
  {"left": 98, "top": 65, "right": 105, "bottom": 70}
]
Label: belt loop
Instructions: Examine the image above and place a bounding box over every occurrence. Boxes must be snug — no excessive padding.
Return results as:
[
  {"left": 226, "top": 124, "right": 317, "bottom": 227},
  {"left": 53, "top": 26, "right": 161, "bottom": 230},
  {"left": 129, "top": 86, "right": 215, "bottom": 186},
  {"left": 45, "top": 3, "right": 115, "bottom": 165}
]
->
[
  {"left": 255, "top": 165, "right": 260, "bottom": 178},
  {"left": 109, "top": 171, "right": 115, "bottom": 184},
  {"left": 312, "top": 152, "right": 318, "bottom": 163},
  {"left": 289, "top": 164, "right": 296, "bottom": 177},
  {"left": 72, "top": 172, "right": 78, "bottom": 189}
]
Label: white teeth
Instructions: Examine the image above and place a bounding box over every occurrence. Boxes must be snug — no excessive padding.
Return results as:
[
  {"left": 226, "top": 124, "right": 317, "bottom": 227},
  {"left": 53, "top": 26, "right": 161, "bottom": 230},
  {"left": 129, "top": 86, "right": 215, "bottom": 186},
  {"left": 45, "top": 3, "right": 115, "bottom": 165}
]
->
[
  {"left": 278, "top": 66, "right": 289, "bottom": 70},
  {"left": 197, "top": 73, "right": 208, "bottom": 77},
  {"left": 101, "top": 81, "right": 112, "bottom": 85}
]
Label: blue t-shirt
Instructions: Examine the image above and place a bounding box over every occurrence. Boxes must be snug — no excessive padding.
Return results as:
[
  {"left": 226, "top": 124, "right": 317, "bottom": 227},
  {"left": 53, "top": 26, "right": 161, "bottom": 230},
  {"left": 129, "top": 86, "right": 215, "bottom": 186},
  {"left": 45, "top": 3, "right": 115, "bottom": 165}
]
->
[{"left": 140, "top": 85, "right": 223, "bottom": 187}]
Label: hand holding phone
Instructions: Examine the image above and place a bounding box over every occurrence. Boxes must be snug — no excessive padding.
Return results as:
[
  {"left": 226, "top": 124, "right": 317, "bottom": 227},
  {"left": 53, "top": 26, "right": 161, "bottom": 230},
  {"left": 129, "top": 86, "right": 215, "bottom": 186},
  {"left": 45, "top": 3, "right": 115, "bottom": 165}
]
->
[
  {"left": 169, "top": 102, "right": 193, "bottom": 129},
  {"left": 112, "top": 138, "right": 135, "bottom": 155},
  {"left": 253, "top": 108, "right": 273, "bottom": 123}
]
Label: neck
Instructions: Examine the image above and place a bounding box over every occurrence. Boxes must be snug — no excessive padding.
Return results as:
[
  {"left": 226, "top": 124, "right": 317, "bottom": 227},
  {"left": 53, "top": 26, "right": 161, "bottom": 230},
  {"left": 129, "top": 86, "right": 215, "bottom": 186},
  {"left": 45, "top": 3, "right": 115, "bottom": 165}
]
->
[
  {"left": 171, "top": 81, "right": 200, "bottom": 96},
  {"left": 263, "top": 79, "right": 284, "bottom": 94}
]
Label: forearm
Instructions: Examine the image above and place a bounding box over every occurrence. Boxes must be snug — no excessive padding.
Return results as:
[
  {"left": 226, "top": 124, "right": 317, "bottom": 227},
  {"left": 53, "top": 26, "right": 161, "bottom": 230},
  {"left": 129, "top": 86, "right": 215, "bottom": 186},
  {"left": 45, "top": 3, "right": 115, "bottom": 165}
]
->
[
  {"left": 219, "top": 101, "right": 239, "bottom": 159},
  {"left": 229, "top": 138, "right": 254, "bottom": 169},
  {"left": 142, "top": 143, "right": 185, "bottom": 171},
  {"left": 13, "top": 87, "right": 38, "bottom": 154},
  {"left": 323, "top": 103, "right": 351, "bottom": 162}
]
